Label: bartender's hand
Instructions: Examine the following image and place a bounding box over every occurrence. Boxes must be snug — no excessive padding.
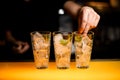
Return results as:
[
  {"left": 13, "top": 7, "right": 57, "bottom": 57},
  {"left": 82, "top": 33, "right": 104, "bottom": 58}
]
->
[
  {"left": 78, "top": 6, "right": 100, "bottom": 35},
  {"left": 12, "top": 41, "right": 30, "bottom": 54}
]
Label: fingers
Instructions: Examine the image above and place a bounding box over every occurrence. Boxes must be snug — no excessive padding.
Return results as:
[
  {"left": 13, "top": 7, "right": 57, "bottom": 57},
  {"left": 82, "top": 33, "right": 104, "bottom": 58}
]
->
[
  {"left": 83, "top": 9, "right": 94, "bottom": 35},
  {"left": 78, "top": 6, "right": 100, "bottom": 34},
  {"left": 94, "top": 14, "right": 100, "bottom": 27},
  {"left": 78, "top": 8, "right": 89, "bottom": 34},
  {"left": 20, "top": 42, "right": 30, "bottom": 53},
  {"left": 12, "top": 42, "right": 29, "bottom": 54},
  {"left": 12, "top": 45, "right": 22, "bottom": 54},
  {"left": 83, "top": 24, "right": 90, "bottom": 36}
]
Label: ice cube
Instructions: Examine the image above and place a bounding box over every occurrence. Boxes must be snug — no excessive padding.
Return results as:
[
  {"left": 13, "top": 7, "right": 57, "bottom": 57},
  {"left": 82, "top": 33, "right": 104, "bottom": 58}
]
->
[
  {"left": 81, "top": 36, "right": 92, "bottom": 53},
  {"left": 33, "top": 32, "right": 45, "bottom": 40},
  {"left": 54, "top": 34, "right": 63, "bottom": 42}
]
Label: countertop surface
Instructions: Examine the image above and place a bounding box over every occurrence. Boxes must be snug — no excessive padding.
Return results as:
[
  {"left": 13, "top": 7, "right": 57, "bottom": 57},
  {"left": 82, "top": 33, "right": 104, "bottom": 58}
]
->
[{"left": 0, "top": 59, "right": 120, "bottom": 80}]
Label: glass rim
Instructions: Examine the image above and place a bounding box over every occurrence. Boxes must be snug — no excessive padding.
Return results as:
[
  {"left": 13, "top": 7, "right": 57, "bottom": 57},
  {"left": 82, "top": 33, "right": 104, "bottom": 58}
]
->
[
  {"left": 30, "top": 31, "right": 51, "bottom": 35},
  {"left": 73, "top": 31, "right": 94, "bottom": 35},
  {"left": 52, "top": 31, "right": 73, "bottom": 34}
]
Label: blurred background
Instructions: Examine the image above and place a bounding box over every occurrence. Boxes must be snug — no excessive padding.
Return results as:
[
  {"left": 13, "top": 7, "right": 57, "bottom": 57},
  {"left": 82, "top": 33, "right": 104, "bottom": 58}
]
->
[
  {"left": 0, "top": 0, "right": 120, "bottom": 61},
  {"left": 86, "top": 0, "right": 120, "bottom": 59},
  {"left": 59, "top": 0, "right": 120, "bottom": 59}
]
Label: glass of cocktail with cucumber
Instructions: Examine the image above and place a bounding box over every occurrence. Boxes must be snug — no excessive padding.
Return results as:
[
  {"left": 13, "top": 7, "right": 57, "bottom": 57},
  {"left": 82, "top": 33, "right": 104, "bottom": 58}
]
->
[{"left": 53, "top": 31, "right": 73, "bottom": 69}]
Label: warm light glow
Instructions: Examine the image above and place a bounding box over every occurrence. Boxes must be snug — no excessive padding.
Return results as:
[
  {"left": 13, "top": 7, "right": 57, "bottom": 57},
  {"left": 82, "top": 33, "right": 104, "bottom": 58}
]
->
[{"left": 0, "top": 61, "right": 120, "bottom": 80}]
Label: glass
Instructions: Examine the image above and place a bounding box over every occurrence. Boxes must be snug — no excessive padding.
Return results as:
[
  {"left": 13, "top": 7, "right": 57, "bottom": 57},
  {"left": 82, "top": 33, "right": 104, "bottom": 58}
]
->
[
  {"left": 53, "top": 31, "right": 73, "bottom": 69},
  {"left": 30, "top": 31, "right": 51, "bottom": 69},
  {"left": 74, "top": 31, "right": 94, "bottom": 68}
]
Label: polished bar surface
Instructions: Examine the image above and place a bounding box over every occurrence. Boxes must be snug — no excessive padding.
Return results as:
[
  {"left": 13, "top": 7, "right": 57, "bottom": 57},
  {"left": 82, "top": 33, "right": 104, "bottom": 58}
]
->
[{"left": 0, "top": 60, "right": 120, "bottom": 80}]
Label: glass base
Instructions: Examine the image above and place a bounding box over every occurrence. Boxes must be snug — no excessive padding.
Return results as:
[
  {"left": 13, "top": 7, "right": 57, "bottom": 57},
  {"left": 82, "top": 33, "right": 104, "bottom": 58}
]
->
[
  {"left": 36, "top": 66, "right": 48, "bottom": 69},
  {"left": 76, "top": 66, "right": 89, "bottom": 69},
  {"left": 57, "top": 67, "right": 69, "bottom": 69}
]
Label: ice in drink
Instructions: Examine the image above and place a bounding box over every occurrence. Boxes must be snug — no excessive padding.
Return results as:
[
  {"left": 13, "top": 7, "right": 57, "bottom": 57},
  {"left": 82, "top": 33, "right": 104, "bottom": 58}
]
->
[{"left": 30, "top": 31, "right": 51, "bottom": 69}]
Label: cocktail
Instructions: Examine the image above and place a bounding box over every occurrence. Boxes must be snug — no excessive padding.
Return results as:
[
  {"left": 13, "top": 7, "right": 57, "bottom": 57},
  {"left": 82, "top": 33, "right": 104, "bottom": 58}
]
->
[
  {"left": 53, "top": 31, "right": 73, "bottom": 69},
  {"left": 74, "top": 31, "right": 94, "bottom": 68},
  {"left": 30, "top": 31, "right": 51, "bottom": 69}
]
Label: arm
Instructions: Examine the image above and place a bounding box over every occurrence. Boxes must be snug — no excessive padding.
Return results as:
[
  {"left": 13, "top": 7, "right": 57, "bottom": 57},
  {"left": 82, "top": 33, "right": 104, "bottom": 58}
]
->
[
  {"left": 5, "top": 30, "right": 17, "bottom": 45},
  {"left": 64, "top": 0, "right": 82, "bottom": 19},
  {"left": 64, "top": 1, "right": 100, "bottom": 35}
]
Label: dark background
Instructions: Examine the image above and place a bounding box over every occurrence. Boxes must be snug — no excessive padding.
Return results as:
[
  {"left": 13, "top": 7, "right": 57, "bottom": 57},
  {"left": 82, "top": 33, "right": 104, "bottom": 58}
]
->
[{"left": 0, "top": 0, "right": 120, "bottom": 61}]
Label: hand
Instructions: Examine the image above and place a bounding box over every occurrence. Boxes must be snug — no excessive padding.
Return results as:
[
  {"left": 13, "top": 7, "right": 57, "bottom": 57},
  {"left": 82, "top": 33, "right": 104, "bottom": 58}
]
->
[
  {"left": 12, "top": 41, "right": 30, "bottom": 54},
  {"left": 78, "top": 6, "right": 100, "bottom": 35}
]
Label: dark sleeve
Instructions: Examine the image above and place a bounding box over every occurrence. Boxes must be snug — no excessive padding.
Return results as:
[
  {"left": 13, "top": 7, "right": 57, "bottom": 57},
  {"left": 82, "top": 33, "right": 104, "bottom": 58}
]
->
[
  {"left": 59, "top": 0, "right": 87, "bottom": 9},
  {"left": 75, "top": 0, "right": 88, "bottom": 6}
]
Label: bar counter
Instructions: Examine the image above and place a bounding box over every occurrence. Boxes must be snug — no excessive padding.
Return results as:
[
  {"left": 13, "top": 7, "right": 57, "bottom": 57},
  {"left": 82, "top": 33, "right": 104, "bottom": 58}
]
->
[{"left": 0, "top": 59, "right": 120, "bottom": 80}]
